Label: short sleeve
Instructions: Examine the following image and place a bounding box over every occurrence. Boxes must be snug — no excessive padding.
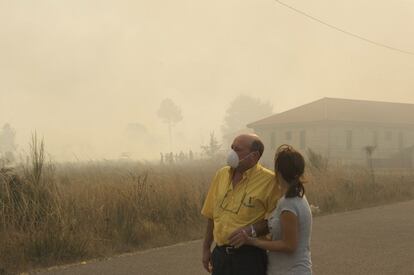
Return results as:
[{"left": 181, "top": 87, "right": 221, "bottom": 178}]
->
[
  {"left": 201, "top": 171, "right": 220, "bottom": 219},
  {"left": 280, "top": 198, "right": 298, "bottom": 217}
]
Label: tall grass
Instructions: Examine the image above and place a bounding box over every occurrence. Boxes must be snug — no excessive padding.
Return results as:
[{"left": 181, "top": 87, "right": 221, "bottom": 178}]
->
[
  {"left": 0, "top": 137, "right": 219, "bottom": 273},
  {"left": 306, "top": 165, "right": 414, "bottom": 213},
  {"left": 0, "top": 140, "right": 413, "bottom": 273}
]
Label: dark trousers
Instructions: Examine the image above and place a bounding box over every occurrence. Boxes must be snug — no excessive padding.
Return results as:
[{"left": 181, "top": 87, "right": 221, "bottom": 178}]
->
[{"left": 211, "top": 245, "right": 267, "bottom": 275}]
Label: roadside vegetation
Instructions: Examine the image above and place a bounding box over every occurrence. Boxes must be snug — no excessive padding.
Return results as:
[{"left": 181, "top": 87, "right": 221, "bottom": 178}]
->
[{"left": 1, "top": 138, "right": 413, "bottom": 274}]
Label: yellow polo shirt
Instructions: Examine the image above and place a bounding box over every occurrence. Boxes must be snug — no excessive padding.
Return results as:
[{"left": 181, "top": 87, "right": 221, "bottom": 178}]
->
[{"left": 201, "top": 164, "right": 280, "bottom": 246}]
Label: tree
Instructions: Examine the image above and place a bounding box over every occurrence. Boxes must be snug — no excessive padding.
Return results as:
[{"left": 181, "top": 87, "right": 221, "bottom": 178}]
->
[
  {"left": 221, "top": 95, "right": 273, "bottom": 141},
  {"left": 363, "top": 145, "right": 377, "bottom": 184},
  {"left": 201, "top": 132, "right": 222, "bottom": 159},
  {"left": 157, "top": 98, "right": 183, "bottom": 151}
]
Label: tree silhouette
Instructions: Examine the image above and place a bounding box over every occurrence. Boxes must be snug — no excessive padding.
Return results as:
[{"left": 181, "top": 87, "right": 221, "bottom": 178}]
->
[
  {"left": 363, "top": 145, "right": 377, "bottom": 184},
  {"left": 222, "top": 95, "right": 273, "bottom": 140},
  {"left": 201, "top": 132, "right": 222, "bottom": 159},
  {"left": 157, "top": 98, "right": 183, "bottom": 151}
]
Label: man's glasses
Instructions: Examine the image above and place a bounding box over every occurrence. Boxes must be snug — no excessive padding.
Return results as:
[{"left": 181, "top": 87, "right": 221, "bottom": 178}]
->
[{"left": 219, "top": 182, "right": 248, "bottom": 215}]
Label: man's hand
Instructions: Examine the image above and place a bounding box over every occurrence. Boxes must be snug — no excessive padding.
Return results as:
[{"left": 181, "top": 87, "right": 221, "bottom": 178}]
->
[
  {"left": 228, "top": 220, "right": 268, "bottom": 247},
  {"left": 228, "top": 226, "right": 252, "bottom": 248},
  {"left": 202, "top": 219, "right": 214, "bottom": 272},
  {"left": 202, "top": 248, "right": 213, "bottom": 273}
]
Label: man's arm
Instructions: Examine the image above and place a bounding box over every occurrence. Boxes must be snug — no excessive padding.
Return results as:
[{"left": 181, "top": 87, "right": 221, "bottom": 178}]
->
[
  {"left": 202, "top": 218, "right": 214, "bottom": 273},
  {"left": 201, "top": 171, "right": 220, "bottom": 273}
]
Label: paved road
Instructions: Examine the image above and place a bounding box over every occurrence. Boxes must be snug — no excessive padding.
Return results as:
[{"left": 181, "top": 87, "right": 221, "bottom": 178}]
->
[{"left": 34, "top": 200, "right": 414, "bottom": 275}]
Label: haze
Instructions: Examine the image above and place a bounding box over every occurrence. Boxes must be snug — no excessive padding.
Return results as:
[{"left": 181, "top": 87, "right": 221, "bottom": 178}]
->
[{"left": 1, "top": 0, "right": 413, "bottom": 161}]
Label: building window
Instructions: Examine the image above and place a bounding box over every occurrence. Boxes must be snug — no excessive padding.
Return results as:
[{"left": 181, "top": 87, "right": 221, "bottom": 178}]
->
[
  {"left": 398, "top": 132, "right": 404, "bottom": 150},
  {"left": 346, "top": 130, "right": 352, "bottom": 150},
  {"left": 285, "top": 131, "right": 292, "bottom": 141},
  {"left": 300, "top": 130, "right": 306, "bottom": 149},
  {"left": 270, "top": 132, "right": 276, "bottom": 149},
  {"left": 385, "top": 131, "right": 392, "bottom": 141}
]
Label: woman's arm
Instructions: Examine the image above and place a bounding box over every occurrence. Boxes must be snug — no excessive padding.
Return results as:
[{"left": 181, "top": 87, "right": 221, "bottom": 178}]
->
[
  {"left": 228, "top": 219, "right": 269, "bottom": 247},
  {"left": 243, "top": 210, "right": 298, "bottom": 253}
]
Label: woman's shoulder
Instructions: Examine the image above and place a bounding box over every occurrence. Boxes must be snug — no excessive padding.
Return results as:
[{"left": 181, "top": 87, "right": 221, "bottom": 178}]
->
[
  {"left": 283, "top": 195, "right": 308, "bottom": 201},
  {"left": 277, "top": 196, "right": 312, "bottom": 220},
  {"left": 280, "top": 195, "right": 310, "bottom": 209},
  {"left": 280, "top": 195, "right": 303, "bottom": 203}
]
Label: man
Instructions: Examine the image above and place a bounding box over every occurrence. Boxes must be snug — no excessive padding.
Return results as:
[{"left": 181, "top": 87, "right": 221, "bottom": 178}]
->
[{"left": 201, "top": 134, "right": 280, "bottom": 275}]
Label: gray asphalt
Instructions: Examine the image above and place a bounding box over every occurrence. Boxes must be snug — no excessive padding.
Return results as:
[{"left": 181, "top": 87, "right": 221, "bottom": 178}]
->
[{"left": 33, "top": 200, "right": 414, "bottom": 275}]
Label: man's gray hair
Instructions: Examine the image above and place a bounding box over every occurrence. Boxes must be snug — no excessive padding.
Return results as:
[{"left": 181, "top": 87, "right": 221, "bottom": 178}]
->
[{"left": 250, "top": 139, "right": 264, "bottom": 158}]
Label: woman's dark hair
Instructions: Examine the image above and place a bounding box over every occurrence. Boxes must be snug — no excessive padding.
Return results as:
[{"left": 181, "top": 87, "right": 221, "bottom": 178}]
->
[{"left": 274, "top": 144, "right": 305, "bottom": 198}]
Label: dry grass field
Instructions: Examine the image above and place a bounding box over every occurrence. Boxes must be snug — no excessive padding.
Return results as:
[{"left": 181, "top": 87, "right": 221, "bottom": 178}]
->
[{"left": 1, "top": 138, "right": 413, "bottom": 274}]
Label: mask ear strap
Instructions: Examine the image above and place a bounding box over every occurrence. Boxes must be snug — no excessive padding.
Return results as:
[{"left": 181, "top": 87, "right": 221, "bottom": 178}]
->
[
  {"left": 244, "top": 151, "right": 259, "bottom": 163},
  {"left": 239, "top": 152, "right": 252, "bottom": 162}
]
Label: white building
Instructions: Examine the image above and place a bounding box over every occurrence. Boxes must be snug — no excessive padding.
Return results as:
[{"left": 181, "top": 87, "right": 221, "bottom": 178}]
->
[{"left": 248, "top": 98, "right": 414, "bottom": 168}]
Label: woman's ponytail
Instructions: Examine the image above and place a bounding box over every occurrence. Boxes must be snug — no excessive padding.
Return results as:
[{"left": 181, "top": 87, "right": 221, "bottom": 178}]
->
[{"left": 275, "top": 145, "right": 306, "bottom": 198}]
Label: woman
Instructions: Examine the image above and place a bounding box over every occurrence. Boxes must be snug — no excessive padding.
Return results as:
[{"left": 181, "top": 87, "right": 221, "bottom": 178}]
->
[{"left": 241, "top": 144, "right": 312, "bottom": 275}]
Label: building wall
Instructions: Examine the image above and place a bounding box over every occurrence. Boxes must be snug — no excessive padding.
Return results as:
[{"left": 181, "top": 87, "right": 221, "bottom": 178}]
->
[
  {"left": 327, "top": 123, "right": 414, "bottom": 165},
  {"left": 255, "top": 122, "right": 329, "bottom": 167},
  {"left": 253, "top": 122, "right": 414, "bottom": 167}
]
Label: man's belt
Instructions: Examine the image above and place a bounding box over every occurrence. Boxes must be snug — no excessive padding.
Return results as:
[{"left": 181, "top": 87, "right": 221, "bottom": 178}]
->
[{"left": 215, "top": 245, "right": 261, "bottom": 255}]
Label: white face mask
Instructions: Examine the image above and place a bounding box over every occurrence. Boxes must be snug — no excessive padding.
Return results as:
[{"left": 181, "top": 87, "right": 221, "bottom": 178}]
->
[
  {"left": 226, "top": 149, "right": 239, "bottom": 168},
  {"left": 226, "top": 149, "right": 252, "bottom": 168}
]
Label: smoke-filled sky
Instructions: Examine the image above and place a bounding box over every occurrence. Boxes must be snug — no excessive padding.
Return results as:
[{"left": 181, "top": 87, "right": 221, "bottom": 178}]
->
[{"left": 1, "top": 0, "right": 414, "bottom": 161}]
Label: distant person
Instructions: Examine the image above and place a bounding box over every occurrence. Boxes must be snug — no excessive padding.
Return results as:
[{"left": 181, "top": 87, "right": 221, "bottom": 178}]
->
[
  {"left": 201, "top": 134, "right": 280, "bottom": 275},
  {"left": 179, "top": 151, "right": 185, "bottom": 162},
  {"left": 236, "top": 145, "right": 313, "bottom": 275}
]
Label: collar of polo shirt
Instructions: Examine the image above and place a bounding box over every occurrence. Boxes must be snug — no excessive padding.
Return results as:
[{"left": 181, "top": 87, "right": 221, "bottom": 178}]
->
[{"left": 229, "top": 163, "right": 260, "bottom": 181}]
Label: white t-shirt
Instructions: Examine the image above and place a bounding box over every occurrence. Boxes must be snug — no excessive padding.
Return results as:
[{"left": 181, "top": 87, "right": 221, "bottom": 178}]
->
[{"left": 267, "top": 195, "right": 312, "bottom": 275}]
